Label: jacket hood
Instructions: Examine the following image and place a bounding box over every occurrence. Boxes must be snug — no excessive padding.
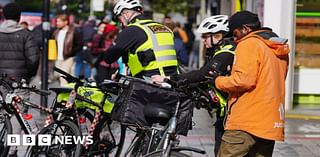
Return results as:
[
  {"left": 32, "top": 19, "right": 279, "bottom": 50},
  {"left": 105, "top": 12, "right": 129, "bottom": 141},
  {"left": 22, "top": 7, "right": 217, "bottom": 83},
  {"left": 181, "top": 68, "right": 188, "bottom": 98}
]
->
[
  {"left": 237, "top": 28, "right": 290, "bottom": 58},
  {"left": 0, "top": 20, "right": 24, "bottom": 33}
]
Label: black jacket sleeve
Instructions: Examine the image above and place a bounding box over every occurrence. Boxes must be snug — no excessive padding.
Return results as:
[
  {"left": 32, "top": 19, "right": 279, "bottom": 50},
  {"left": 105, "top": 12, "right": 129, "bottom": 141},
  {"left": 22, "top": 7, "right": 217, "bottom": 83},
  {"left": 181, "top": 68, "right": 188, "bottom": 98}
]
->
[
  {"left": 24, "top": 31, "right": 40, "bottom": 78},
  {"left": 103, "top": 26, "right": 147, "bottom": 64},
  {"left": 171, "top": 52, "right": 234, "bottom": 83}
]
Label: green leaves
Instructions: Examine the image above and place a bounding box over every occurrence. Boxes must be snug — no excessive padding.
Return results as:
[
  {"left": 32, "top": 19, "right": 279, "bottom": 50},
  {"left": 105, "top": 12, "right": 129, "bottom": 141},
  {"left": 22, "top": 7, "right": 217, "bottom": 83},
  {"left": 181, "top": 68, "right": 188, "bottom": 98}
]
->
[{"left": 149, "top": 0, "right": 191, "bottom": 15}]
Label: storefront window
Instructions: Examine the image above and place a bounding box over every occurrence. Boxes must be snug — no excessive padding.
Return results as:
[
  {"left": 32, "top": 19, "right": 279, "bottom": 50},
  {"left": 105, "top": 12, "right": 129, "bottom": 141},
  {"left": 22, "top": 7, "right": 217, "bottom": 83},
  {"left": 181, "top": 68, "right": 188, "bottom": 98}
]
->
[{"left": 295, "top": 0, "right": 320, "bottom": 68}]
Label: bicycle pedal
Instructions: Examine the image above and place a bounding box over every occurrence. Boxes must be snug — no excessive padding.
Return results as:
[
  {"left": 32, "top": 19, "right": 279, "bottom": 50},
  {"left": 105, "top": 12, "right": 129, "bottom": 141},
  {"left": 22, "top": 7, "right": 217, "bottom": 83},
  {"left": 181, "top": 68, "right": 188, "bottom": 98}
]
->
[{"left": 98, "top": 143, "right": 107, "bottom": 149}]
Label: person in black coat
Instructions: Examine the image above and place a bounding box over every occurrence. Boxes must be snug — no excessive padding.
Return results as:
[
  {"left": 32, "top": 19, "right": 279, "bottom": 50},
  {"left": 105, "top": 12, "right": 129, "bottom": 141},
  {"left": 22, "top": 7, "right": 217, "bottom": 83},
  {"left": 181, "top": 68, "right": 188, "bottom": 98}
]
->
[{"left": 0, "top": 3, "right": 39, "bottom": 157}]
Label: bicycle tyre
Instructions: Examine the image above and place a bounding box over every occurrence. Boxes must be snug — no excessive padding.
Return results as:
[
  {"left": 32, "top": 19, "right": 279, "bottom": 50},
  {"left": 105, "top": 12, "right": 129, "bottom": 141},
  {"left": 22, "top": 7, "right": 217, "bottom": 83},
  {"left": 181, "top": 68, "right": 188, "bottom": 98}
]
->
[
  {"left": 130, "top": 131, "right": 151, "bottom": 156},
  {"left": 28, "top": 120, "right": 82, "bottom": 157},
  {"left": 144, "top": 150, "right": 190, "bottom": 157},
  {"left": 0, "top": 115, "right": 12, "bottom": 157},
  {"left": 86, "top": 115, "right": 116, "bottom": 156}
]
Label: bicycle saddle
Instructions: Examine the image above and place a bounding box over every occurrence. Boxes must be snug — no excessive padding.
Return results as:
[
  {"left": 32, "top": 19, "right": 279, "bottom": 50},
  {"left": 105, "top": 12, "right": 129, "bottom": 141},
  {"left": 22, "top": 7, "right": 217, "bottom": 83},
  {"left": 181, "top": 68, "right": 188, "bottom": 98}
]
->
[{"left": 143, "top": 103, "right": 172, "bottom": 125}]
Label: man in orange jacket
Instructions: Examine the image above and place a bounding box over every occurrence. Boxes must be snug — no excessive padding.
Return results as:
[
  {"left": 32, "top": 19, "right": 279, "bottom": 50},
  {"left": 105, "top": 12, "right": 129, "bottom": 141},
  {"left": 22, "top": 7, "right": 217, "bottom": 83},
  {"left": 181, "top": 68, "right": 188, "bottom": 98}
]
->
[{"left": 209, "top": 11, "right": 290, "bottom": 157}]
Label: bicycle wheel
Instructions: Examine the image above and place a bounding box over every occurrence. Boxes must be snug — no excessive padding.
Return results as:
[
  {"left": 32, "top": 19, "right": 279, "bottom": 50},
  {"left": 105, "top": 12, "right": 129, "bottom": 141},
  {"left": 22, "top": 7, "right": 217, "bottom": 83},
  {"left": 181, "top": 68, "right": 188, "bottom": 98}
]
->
[
  {"left": 0, "top": 114, "right": 12, "bottom": 157},
  {"left": 144, "top": 150, "right": 190, "bottom": 157},
  {"left": 129, "top": 131, "right": 150, "bottom": 156},
  {"left": 28, "top": 120, "right": 82, "bottom": 157},
  {"left": 86, "top": 114, "right": 116, "bottom": 156}
]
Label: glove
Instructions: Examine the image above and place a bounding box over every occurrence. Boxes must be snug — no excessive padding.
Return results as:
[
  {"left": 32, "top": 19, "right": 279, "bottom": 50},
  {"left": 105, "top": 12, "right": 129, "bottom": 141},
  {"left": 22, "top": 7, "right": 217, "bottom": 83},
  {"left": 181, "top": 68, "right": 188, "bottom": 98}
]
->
[
  {"left": 163, "top": 77, "right": 188, "bottom": 88},
  {"left": 206, "top": 70, "right": 219, "bottom": 84},
  {"left": 207, "top": 59, "right": 225, "bottom": 75}
]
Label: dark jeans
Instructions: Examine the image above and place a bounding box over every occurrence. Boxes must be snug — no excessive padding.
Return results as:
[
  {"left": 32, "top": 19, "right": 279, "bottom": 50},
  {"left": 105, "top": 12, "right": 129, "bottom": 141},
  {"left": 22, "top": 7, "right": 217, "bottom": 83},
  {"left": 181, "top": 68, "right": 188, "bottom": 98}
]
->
[
  {"left": 218, "top": 130, "right": 275, "bottom": 157},
  {"left": 214, "top": 115, "right": 224, "bottom": 156},
  {"left": 75, "top": 54, "right": 91, "bottom": 79}
]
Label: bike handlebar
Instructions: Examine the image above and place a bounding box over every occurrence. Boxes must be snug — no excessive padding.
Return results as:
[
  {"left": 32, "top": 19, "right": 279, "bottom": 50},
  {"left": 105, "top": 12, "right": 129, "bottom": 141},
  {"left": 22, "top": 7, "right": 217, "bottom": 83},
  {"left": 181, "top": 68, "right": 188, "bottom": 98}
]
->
[
  {"left": 163, "top": 78, "right": 217, "bottom": 113},
  {"left": 54, "top": 66, "right": 82, "bottom": 85},
  {"left": 0, "top": 74, "right": 51, "bottom": 96}
]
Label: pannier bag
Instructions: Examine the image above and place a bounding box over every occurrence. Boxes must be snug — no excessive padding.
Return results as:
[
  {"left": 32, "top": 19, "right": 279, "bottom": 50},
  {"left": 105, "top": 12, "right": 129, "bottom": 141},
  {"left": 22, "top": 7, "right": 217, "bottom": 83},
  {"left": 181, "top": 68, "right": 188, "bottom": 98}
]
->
[
  {"left": 56, "top": 83, "right": 114, "bottom": 113},
  {"left": 112, "top": 76, "right": 193, "bottom": 136}
]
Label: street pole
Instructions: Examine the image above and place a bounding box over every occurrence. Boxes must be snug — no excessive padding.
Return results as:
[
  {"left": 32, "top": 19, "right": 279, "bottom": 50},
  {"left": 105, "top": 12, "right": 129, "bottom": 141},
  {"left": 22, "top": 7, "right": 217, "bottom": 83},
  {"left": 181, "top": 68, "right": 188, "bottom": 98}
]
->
[
  {"left": 199, "top": 0, "right": 206, "bottom": 67},
  {"left": 41, "top": 0, "right": 50, "bottom": 108},
  {"left": 90, "top": 0, "right": 94, "bottom": 16}
]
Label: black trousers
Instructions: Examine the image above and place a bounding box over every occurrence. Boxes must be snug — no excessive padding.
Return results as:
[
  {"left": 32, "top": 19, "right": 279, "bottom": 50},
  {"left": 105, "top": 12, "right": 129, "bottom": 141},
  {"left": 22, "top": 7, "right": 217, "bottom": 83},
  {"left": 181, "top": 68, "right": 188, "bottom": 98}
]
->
[{"left": 214, "top": 110, "right": 225, "bottom": 157}]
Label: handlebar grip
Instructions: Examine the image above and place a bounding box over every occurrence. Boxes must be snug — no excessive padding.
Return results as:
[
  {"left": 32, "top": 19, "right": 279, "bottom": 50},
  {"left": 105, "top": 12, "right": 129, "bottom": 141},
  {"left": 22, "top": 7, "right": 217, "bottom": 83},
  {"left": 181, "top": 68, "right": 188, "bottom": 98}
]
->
[
  {"left": 163, "top": 78, "right": 188, "bottom": 88},
  {"left": 54, "top": 66, "right": 69, "bottom": 76}
]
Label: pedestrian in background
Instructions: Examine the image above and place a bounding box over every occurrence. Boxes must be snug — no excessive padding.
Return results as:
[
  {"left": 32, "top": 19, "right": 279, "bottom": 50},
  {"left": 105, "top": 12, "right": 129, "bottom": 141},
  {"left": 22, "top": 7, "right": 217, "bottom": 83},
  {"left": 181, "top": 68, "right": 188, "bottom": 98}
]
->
[
  {"left": 74, "top": 18, "right": 96, "bottom": 80},
  {"left": 211, "top": 11, "right": 290, "bottom": 157},
  {"left": 92, "top": 22, "right": 119, "bottom": 84},
  {"left": 174, "top": 22, "right": 189, "bottom": 45},
  {"left": 20, "top": 21, "right": 29, "bottom": 30},
  {"left": 52, "top": 14, "right": 82, "bottom": 85},
  {"left": 0, "top": 3, "right": 39, "bottom": 157}
]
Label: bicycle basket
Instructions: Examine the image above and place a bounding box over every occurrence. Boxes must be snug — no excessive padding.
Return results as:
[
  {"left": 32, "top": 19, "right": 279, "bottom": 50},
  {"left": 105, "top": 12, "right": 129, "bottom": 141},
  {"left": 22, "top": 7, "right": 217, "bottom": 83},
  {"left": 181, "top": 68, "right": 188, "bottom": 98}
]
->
[
  {"left": 56, "top": 83, "right": 114, "bottom": 113},
  {"left": 112, "top": 77, "right": 193, "bottom": 135}
]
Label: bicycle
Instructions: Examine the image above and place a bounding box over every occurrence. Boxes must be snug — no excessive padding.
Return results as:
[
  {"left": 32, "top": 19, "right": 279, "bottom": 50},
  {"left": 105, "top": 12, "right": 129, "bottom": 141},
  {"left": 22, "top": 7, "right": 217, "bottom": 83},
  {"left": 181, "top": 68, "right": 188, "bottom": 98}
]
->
[
  {"left": 39, "top": 67, "right": 125, "bottom": 157},
  {"left": 111, "top": 76, "right": 211, "bottom": 157},
  {"left": 0, "top": 74, "right": 83, "bottom": 157},
  {"left": 0, "top": 96, "right": 12, "bottom": 157}
]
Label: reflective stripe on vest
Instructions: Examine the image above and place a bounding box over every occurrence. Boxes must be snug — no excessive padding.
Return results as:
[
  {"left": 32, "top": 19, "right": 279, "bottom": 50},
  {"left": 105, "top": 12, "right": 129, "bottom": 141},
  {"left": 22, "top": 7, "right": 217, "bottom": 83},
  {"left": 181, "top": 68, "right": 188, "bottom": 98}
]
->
[
  {"left": 127, "top": 19, "right": 178, "bottom": 76},
  {"left": 210, "top": 44, "right": 235, "bottom": 116}
]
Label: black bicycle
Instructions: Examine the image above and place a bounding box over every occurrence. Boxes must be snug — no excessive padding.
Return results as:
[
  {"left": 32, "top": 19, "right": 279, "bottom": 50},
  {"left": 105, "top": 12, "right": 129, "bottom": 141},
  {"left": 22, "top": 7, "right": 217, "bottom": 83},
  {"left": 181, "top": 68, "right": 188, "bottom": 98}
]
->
[
  {"left": 0, "top": 74, "right": 83, "bottom": 157},
  {"left": 0, "top": 97, "right": 12, "bottom": 157},
  {"left": 111, "top": 76, "right": 212, "bottom": 157},
  {"left": 37, "top": 67, "right": 125, "bottom": 157}
]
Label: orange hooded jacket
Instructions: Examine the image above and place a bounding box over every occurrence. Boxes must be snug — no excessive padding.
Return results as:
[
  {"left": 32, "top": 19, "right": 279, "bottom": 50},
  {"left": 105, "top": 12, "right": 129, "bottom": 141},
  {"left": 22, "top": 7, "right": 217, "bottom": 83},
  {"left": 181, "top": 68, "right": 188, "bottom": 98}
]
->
[{"left": 215, "top": 29, "right": 290, "bottom": 141}]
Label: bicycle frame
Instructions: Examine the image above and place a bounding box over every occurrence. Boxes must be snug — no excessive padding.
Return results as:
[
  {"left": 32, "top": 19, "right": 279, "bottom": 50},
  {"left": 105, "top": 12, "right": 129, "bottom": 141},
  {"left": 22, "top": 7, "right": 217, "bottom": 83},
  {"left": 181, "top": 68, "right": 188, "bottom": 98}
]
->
[
  {"left": 0, "top": 81, "right": 53, "bottom": 135},
  {"left": 53, "top": 66, "right": 121, "bottom": 156},
  {"left": 121, "top": 78, "right": 208, "bottom": 157}
]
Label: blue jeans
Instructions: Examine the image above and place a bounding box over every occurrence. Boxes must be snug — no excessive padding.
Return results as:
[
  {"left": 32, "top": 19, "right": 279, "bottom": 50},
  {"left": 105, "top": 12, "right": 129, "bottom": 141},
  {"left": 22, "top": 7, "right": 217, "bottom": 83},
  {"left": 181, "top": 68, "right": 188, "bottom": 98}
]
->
[{"left": 74, "top": 54, "right": 91, "bottom": 79}]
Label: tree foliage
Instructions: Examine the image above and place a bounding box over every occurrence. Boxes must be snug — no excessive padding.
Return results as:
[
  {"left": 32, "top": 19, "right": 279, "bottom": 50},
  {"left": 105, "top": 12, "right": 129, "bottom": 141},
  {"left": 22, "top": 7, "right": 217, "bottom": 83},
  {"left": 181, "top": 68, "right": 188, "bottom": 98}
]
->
[
  {"left": 149, "top": 0, "right": 191, "bottom": 15},
  {"left": 16, "top": 0, "right": 42, "bottom": 12}
]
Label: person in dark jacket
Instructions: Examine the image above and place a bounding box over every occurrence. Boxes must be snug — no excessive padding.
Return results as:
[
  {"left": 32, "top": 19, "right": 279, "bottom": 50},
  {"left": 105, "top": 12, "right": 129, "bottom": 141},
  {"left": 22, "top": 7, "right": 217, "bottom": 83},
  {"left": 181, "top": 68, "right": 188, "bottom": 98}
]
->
[
  {"left": 0, "top": 3, "right": 39, "bottom": 157},
  {"left": 0, "top": 3, "right": 39, "bottom": 83},
  {"left": 74, "top": 19, "right": 96, "bottom": 80},
  {"left": 152, "top": 15, "right": 236, "bottom": 156}
]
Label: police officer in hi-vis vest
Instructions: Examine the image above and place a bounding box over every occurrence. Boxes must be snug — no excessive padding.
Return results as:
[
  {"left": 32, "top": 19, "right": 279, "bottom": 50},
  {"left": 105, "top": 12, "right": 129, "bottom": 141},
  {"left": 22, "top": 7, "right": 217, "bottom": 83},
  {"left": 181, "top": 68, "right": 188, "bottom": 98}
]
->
[
  {"left": 152, "top": 15, "right": 236, "bottom": 156},
  {"left": 102, "top": 0, "right": 179, "bottom": 78}
]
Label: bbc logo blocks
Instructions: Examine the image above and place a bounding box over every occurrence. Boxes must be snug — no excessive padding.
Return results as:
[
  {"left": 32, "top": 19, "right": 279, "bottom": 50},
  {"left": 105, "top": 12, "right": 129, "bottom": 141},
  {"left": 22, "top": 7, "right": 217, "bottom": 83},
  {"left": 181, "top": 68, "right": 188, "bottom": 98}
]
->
[{"left": 7, "top": 134, "right": 93, "bottom": 146}]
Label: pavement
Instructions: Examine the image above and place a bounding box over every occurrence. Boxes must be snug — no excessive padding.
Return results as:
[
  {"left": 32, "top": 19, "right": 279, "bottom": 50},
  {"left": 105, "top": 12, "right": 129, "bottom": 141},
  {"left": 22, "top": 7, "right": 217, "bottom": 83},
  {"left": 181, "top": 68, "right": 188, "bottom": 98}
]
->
[{"left": 11, "top": 77, "right": 320, "bottom": 157}]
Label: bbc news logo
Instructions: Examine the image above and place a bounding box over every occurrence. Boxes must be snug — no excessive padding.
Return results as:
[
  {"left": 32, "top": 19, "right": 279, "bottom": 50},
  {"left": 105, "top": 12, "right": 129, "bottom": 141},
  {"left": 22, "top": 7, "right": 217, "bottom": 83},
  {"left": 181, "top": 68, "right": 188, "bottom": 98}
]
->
[{"left": 7, "top": 134, "right": 93, "bottom": 146}]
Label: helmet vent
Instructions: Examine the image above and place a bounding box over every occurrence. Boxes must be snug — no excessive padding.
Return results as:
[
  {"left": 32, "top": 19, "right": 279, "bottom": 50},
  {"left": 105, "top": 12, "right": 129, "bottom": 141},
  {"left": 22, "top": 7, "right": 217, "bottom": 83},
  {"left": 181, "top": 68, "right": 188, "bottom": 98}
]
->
[
  {"left": 213, "top": 15, "right": 223, "bottom": 19},
  {"left": 116, "top": 6, "right": 121, "bottom": 11},
  {"left": 203, "top": 22, "right": 210, "bottom": 28},
  {"left": 208, "top": 24, "right": 217, "bottom": 29},
  {"left": 223, "top": 20, "right": 228, "bottom": 25}
]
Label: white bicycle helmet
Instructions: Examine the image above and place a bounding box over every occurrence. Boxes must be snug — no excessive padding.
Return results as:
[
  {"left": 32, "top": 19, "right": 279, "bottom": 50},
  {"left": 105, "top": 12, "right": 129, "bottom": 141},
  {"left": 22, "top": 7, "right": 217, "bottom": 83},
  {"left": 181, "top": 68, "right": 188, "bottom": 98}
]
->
[
  {"left": 113, "top": 0, "right": 143, "bottom": 17},
  {"left": 197, "top": 15, "right": 229, "bottom": 34}
]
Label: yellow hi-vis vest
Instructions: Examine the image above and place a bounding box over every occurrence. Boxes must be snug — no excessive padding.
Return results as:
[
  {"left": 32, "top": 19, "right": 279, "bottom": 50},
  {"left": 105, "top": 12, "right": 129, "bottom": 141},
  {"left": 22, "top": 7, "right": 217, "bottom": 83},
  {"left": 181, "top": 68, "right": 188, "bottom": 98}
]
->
[
  {"left": 209, "top": 44, "right": 235, "bottom": 116},
  {"left": 127, "top": 19, "right": 178, "bottom": 76}
]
